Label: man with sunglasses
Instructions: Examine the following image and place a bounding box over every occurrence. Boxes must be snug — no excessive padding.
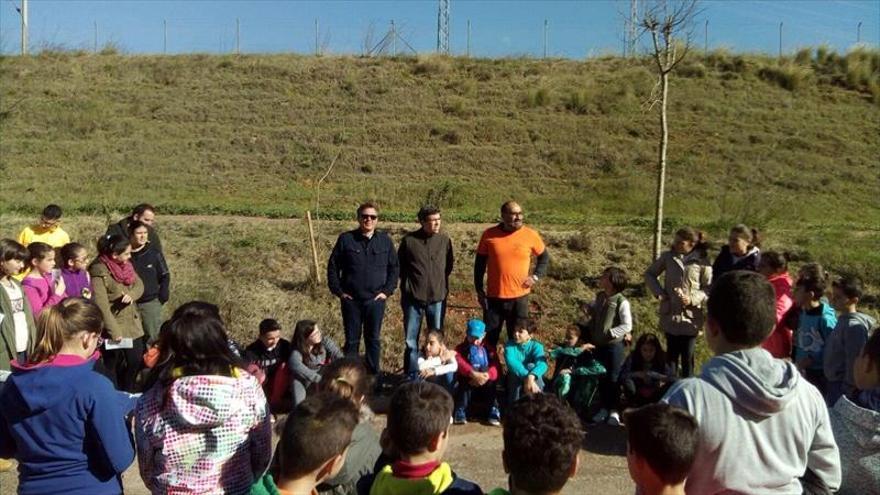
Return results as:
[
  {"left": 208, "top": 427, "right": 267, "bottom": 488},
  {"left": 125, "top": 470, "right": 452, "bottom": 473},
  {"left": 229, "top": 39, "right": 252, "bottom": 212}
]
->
[
  {"left": 327, "top": 202, "right": 399, "bottom": 376},
  {"left": 474, "top": 201, "right": 550, "bottom": 348}
]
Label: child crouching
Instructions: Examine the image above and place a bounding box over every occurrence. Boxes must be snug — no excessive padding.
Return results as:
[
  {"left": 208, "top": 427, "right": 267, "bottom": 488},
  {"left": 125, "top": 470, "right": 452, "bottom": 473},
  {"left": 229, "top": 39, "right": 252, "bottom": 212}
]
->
[{"left": 453, "top": 319, "right": 501, "bottom": 426}]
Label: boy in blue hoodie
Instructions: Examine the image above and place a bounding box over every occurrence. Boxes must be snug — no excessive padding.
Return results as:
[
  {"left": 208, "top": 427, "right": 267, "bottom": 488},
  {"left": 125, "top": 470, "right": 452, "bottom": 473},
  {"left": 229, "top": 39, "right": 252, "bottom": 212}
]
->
[
  {"left": 504, "top": 318, "right": 548, "bottom": 406},
  {"left": 793, "top": 275, "right": 837, "bottom": 396},
  {"left": 824, "top": 276, "right": 877, "bottom": 405},
  {"left": 357, "top": 381, "right": 481, "bottom": 495}
]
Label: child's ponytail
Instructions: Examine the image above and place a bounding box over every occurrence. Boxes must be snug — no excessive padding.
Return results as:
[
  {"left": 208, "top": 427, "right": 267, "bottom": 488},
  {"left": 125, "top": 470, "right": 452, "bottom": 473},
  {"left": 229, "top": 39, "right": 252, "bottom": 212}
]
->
[
  {"left": 319, "top": 357, "right": 371, "bottom": 405},
  {"left": 29, "top": 298, "right": 104, "bottom": 364}
]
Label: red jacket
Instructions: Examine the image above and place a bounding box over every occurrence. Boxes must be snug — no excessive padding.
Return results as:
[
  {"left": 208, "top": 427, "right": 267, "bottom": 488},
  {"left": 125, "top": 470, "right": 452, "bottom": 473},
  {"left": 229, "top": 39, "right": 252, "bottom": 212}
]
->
[
  {"left": 454, "top": 341, "right": 500, "bottom": 381},
  {"left": 762, "top": 272, "right": 794, "bottom": 359}
]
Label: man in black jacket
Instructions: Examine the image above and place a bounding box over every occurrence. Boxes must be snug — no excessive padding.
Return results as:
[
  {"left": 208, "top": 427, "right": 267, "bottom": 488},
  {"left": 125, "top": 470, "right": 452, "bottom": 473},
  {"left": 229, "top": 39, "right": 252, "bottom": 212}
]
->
[
  {"left": 107, "top": 203, "right": 162, "bottom": 253},
  {"left": 397, "top": 205, "right": 454, "bottom": 379},
  {"left": 327, "top": 202, "right": 399, "bottom": 375}
]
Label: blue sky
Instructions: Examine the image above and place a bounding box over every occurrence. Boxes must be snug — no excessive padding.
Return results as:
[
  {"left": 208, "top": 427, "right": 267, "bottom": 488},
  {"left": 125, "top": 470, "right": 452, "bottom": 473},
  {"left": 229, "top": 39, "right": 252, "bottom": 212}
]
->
[{"left": 1, "top": 0, "right": 877, "bottom": 57}]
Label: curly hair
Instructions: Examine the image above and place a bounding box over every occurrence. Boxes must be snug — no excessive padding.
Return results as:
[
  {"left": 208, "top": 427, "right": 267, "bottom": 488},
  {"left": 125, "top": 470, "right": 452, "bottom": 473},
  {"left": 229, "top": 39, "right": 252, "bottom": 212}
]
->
[{"left": 502, "top": 394, "right": 582, "bottom": 493}]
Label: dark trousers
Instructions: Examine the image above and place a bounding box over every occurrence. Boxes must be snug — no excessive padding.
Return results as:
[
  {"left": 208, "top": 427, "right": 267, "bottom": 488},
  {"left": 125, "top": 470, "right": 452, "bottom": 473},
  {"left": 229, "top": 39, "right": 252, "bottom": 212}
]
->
[
  {"left": 484, "top": 295, "right": 529, "bottom": 348},
  {"left": 597, "top": 341, "right": 625, "bottom": 411},
  {"left": 455, "top": 379, "right": 499, "bottom": 414},
  {"left": 666, "top": 333, "right": 696, "bottom": 378},
  {"left": 102, "top": 336, "right": 146, "bottom": 393},
  {"left": 341, "top": 297, "right": 386, "bottom": 375}
]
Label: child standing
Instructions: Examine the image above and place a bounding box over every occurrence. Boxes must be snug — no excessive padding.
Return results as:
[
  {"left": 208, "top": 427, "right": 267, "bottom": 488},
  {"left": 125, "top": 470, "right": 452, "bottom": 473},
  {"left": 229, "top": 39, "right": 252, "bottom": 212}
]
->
[
  {"left": 418, "top": 329, "right": 458, "bottom": 394},
  {"left": 624, "top": 403, "right": 699, "bottom": 495},
  {"left": 21, "top": 242, "right": 66, "bottom": 318},
  {"left": 128, "top": 220, "right": 170, "bottom": 344},
  {"left": 581, "top": 267, "right": 632, "bottom": 426},
  {"left": 757, "top": 251, "right": 794, "bottom": 359},
  {"left": 0, "top": 239, "right": 37, "bottom": 376},
  {"left": 620, "top": 334, "right": 674, "bottom": 408},
  {"left": 453, "top": 319, "right": 501, "bottom": 426},
  {"left": 644, "top": 227, "right": 712, "bottom": 379},
  {"left": 550, "top": 326, "right": 605, "bottom": 415},
  {"left": 17, "top": 204, "right": 71, "bottom": 248},
  {"left": 504, "top": 319, "right": 548, "bottom": 405},
  {"left": 245, "top": 318, "right": 292, "bottom": 401},
  {"left": 288, "top": 319, "right": 343, "bottom": 406},
  {"left": 711, "top": 224, "right": 761, "bottom": 279},
  {"left": 824, "top": 276, "right": 876, "bottom": 405},
  {"left": 60, "top": 242, "right": 93, "bottom": 300},
  {"left": 793, "top": 275, "right": 837, "bottom": 397}
]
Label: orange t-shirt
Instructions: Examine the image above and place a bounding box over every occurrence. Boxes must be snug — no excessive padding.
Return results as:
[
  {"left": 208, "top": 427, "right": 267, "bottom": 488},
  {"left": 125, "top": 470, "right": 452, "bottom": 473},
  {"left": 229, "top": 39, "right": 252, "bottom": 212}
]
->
[{"left": 477, "top": 225, "right": 546, "bottom": 299}]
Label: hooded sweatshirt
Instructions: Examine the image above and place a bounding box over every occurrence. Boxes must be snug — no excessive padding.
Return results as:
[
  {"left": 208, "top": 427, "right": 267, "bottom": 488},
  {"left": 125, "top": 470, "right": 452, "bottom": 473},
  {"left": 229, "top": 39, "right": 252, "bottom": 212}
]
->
[
  {"left": 824, "top": 312, "right": 877, "bottom": 393},
  {"left": 794, "top": 302, "right": 838, "bottom": 371},
  {"left": 0, "top": 353, "right": 136, "bottom": 495},
  {"left": 662, "top": 348, "right": 841, "bottom": 494},
  {"left": 762, "top": 272, "right": 794, "bottom": 359},
  {"left": 830, "top": 394, "right": 880, "bottom": 495},
  {"left": 135, "top": 369, "right": 273, "bottom": 495}
]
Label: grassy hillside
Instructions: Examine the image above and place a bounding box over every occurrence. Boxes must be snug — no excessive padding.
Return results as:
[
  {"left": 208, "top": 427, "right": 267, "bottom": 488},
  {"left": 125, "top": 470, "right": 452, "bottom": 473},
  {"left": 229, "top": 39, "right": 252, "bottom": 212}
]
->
[{"left": 1, "top": 49, "right": 878, "bottom": 229}]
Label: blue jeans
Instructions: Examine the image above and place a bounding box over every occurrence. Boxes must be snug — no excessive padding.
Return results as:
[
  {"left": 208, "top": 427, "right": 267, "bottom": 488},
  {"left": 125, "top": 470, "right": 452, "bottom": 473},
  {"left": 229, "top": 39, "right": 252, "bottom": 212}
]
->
[
  {"left": 427, "top": 372, "right": 456, "bottom": 395},
  {"left": 456, "top": 379, "right": 499, "bottom": 415},
  {"left": 341, "top": 297, "right": 387, "bottom": 375},
  {"left": 402, "top": 298, "right": 445, "bottom": 374},
  {"left": 507, "top": 369, "right": 545, "bottom": 406}
]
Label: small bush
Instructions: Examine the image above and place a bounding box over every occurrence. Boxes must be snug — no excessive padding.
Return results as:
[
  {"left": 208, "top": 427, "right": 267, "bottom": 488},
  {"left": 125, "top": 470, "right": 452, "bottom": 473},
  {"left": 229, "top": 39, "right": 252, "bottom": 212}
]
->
[
  {"left": 413, "top": 56, "right": 451, "bottom": 76},
  {"left": 523, "top": 87, "right": 551, "bottom": 108},
  {"left": 563, "top": 90, "right": 590, "bottom": 114},
  {"left": 442, "top": 97, "right": 470, "bottom": 117},
  {"left": 676, "top": 62, "right": 707, "bottom": 78},
  {"left": 794, "top": 48, "right": 812, "bottom": 66},
  {"left": 567, "top": 230, "right": 593, "bottom": 253},
  {"left": 758, "top": 63, "right": 811, "bottom": 91}
]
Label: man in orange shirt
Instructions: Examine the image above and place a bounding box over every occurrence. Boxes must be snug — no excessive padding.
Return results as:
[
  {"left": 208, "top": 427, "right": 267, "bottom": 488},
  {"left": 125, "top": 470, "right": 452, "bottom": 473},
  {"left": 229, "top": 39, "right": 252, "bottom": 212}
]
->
[{"left": 474, "top": 201, "right": 550, "bottom": 348}]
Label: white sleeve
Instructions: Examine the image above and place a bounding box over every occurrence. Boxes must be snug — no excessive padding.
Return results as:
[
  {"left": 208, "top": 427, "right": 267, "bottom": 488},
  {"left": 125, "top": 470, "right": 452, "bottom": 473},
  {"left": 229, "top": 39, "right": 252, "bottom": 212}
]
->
[
  {"left": 434, "top": 355, "right": 459, "bottom": 376},
  {"left": 609, "top": 299, "right": 633, "bottom": 340}
]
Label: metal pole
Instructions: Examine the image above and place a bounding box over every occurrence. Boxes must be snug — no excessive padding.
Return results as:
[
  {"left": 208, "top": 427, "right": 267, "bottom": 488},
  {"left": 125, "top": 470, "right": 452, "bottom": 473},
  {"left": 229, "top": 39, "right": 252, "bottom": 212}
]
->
[
  {"left": 543, "top": 19, "right": 548, "bottom": 58},
  {"left": 94, "top": 21, "right": 98, "bottom": 53},
  {"left": 857, "top": 21, "right": 862, "bottom": 44},
  {"left": 778, "top": 21, "right": 783, "bottom": 60},
  {"left": 163, "top": 19, "right": 167, "bottom": 54},
  {"left": 21, "top": 0, "right": 29, "bottom": 55},
  {"left": 466, "top": 19, "right": 471, "bottom": 57},
  {"left": 391, "top": 20, "right": 396, "bottom": 56},
  {"left": 236, "top": 17, "right": 240, "bottom": 54},
  {"left": 315, "top": 18, "right": 319, "bottom": 55},
  {"left": 704, "top": 19, "right": 708, "bottom": 55}
]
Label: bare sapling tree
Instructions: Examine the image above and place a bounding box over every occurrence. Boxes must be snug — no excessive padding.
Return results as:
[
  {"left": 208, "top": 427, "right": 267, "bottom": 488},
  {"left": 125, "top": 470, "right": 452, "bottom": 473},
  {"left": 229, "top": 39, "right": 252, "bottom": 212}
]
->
[{"left": 640, "top": 0, "right": 700, "bottom": 259}]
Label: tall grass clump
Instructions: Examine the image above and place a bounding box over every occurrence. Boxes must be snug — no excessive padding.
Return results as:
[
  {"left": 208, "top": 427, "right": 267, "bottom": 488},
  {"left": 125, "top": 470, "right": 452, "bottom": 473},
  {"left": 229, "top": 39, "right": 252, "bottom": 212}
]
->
[
  {"left": 759, "top": 63, "right": 812, "bottom": 91},
  {"left": 523, "top": 87, "right": 551, "bottom": 108}
]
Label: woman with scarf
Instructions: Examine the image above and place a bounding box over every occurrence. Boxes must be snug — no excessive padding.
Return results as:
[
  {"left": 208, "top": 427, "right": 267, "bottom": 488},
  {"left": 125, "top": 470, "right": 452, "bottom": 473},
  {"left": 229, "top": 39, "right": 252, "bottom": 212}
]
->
[{"left": 89, "top": 233, "right": 144, "bottom": 392}]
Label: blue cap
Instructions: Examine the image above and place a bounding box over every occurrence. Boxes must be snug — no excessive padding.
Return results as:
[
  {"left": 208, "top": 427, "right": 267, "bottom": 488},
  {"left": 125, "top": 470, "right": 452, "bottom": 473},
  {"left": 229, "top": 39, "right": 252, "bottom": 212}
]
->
[{"left": 467, "top": 319, "right": 486, "bottom": 339}]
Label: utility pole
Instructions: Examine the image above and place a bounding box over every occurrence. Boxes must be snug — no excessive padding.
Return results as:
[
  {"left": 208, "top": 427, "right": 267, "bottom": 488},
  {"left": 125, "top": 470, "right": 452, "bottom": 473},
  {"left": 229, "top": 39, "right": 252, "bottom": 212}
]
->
[
  {"left": 163, "top": 19, "right": 167, "bottom": 54},
  {"left": 315, "top": 18, "right": 319, "bottom": 55},
  {"left": 392, "top": 20, "right": 397, "bottom": 56},
  {"left": 94, "top": 21, "right": 99, "bottom": 53},
  {"left": 19, "top": 0, "right": 29, "bottom": 55},
  {"left": 704, "top": 19, "right": 708, "bottom": 55},
  {"left": 236, "top": 17, "right": 241, "bottom": 54},
  {"left": 437, "top": 0, "right": 450, "bottom": 54},
  {"left": 629, "top": 0, "right": 638, "bottom": 57},
  {"left": 857, "top": 21, "right": 862, "bottom": 44},
  {"left": 466, "top": 19, "right": 471, "bottom": 57},
  {"left": 778, "top": 21, "right": 783, "bottom": 61},
  {"left": 543, "top": 19, "right": 548, "bottom": 58}
]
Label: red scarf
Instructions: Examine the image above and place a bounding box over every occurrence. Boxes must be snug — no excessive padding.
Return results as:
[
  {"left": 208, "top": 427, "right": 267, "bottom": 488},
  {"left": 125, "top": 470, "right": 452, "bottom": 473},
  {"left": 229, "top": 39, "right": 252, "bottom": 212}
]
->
[{"left": 99, "top": 254, "right": 136, "bottom": 285}]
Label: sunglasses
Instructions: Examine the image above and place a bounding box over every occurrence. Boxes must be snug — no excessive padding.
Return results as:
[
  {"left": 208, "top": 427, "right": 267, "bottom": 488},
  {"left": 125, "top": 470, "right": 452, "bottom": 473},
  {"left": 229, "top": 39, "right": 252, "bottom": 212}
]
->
[{"left": 360, "top": 214, "right": 378, "bottom": 220}]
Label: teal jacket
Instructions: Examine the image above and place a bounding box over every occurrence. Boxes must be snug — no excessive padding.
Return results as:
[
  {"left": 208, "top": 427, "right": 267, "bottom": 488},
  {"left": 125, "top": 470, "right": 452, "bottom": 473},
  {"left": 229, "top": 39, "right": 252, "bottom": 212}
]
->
[{"left": 504, "top": 340, "right": 548, "bottom": 379}]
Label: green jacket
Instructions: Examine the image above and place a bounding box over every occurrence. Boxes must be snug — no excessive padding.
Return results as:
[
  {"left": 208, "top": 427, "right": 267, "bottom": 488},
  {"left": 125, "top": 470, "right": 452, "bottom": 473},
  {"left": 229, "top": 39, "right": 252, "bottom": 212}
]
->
[
  {"left": 587, "top": 292, "right": 626, "bottom": 346},
  {"left": 88, "top": 261, "right": 145, "bottom": 340},
  {"left": 0, "top": 278, "right": 37, "bottom": 371}
]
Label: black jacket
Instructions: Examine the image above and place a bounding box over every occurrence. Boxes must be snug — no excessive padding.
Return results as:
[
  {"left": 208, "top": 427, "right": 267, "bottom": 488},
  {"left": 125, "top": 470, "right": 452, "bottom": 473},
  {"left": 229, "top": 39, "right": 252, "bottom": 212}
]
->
[
  {"left": 106, "top": 217, "right": 163, "bottom": 253},
  {"left": 327, "top": 229, "right": 399, "bottom": 301},
  {"left": 398, "top": 229, "right": 453, "bottom": 304},
  {"left": 712, "top": 245, "right": 760, "bottom": 280},
  {"left": 130, "top": 243, "right": 170, "bottom": 304}
]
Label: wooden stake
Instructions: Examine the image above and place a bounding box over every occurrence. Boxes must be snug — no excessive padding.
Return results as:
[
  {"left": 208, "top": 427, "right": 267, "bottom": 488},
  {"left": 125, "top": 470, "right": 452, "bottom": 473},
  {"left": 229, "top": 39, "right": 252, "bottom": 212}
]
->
[{"left": 306, "top": 211, "right": 321, "bottom": 284}]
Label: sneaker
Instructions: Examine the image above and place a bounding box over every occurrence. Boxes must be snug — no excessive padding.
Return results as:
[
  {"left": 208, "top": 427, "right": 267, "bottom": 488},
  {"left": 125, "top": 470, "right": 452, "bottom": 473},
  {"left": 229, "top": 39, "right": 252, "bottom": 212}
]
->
[
  {"left": 591, "top": 408, "right": 609, "bottom": 423},
  {"left": 487, "top": 406, "right": 502, "bottom": 426},
  {"left": 453, "top": 408, "right": 467, "bottom": 425},
  {"left": 607, "top": 411, "right": 622, "bottom": 427}
]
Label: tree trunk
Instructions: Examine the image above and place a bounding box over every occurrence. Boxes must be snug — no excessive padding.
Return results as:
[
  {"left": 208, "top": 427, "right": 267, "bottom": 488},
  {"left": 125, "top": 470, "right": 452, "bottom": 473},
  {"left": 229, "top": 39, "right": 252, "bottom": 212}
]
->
[{"left": 652, "top": 70, "right": 669, "bottom": 260}]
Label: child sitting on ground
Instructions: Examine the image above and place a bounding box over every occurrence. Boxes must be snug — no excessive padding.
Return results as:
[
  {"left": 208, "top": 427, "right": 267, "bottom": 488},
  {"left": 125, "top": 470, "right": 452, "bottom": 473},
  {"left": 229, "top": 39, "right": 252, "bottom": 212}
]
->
[
  {"left": 620, "top": 334, "right": 674, "bottom": 408},
  {"left": 825, "top": 276, "right": 876, "bottom": 405},
  {"left": 253, "top": 393, "right": 359, "bottom": 495},
  {"left": 453, "top": 319, "right": 501, "bottom": 426},
  {"left": 418, "top": 329, "right": 458, "bottom": 394},
  {"left": 793, "top": 274, "right": 837, "bottom": 398},
  {"left": 550, "top": 326, "right": 605, "bottom": 415},
  {"left": 487, "top": 394, "right": 582, "bottom": 495},
  {"left": 288, "top": 319, "right": 344, "bottom": 406},
  {"left": 624, "top": 403, "right": 699, "bottom": 495},
  {"left": 357, "top": 381, "right": 481, "bottom": 495},
  {"left": 245, "top": 318, "right": 292, "bottom": 402},
  {"left": 504, "top": 319, "right": 548, "bottom": 405}
]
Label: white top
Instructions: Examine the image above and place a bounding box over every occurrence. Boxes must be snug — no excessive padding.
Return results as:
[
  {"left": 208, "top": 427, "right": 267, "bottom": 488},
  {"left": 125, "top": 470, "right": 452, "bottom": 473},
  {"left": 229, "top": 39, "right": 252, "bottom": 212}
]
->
[
  {"left": 418, "top": 354, "right": 458, "bottom": 376},
  {"left": 2, "top": 282, "right": 30, "bottom": 353}
]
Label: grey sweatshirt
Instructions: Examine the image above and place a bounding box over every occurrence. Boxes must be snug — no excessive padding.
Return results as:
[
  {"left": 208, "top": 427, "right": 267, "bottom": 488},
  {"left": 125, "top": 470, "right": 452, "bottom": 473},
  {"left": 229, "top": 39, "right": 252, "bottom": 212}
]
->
[
  {"left": 663, "top": 348, "right": 841, "bottom": 494},
  {"left": 830, "top": 394, "right": 880, "bottom": 495},
  {"left": 824, "top": 312, "right": 877, "bottom": 393}
]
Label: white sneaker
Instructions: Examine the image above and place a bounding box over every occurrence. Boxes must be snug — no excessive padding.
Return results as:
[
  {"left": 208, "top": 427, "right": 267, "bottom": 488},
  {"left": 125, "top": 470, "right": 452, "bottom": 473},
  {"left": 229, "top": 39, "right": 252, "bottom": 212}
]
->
[
  {"left": 591, "top": 408, "right": 609, "bottom": 423},
  {"left": 607, "top": 411, "right": 622, "bottom": 426}
]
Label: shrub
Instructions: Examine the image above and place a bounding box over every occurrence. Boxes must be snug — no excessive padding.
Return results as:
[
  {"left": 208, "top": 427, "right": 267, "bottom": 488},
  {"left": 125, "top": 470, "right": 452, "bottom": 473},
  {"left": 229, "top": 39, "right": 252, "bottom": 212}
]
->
[
  {"left": 567, "top": 230, "right": 593, "bottom": 253},
  {"left": 523, "top": 87, "right": 551, "bottom": 108},
  {"left": 676, "top": 62, "right": 707, "bottom": 78},
  {"left": 758, "top": 63, "right": 811, "bottom": 91},
  {"left": 413, "top": 56, "right": 451, "bottom": 76},
  {"left": 563, "top": 90, "right": 590, "bottom": 114}
]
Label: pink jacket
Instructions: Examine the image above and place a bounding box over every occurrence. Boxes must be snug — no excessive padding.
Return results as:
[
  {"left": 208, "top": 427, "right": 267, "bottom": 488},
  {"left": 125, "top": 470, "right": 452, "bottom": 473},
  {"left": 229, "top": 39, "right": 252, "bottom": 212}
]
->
[
  {"left": 762, "top": 272, "right": 794, "bottom": 359},
  {"left": 21, "top": 273, "right": 64, "bottom": 318},
  {"left": 135, "top": 369, "right": 272, "bottom": 495}
]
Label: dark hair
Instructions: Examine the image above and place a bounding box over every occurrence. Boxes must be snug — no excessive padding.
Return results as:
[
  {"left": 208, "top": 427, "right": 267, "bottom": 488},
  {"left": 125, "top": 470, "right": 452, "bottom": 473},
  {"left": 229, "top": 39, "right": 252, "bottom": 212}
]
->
[
  {"left": 41, "top": 204, "right": 62, "bottom": 220},
  {"left": 759, "top": 251, "right": 789, "bottom": 273},
  {"left": 292, "top": 320, "right": 324, "bottom": 359},
  {"left": 425, "top": 329, "right": 446, "bottom": 347},
  {"left": 356, "top": 202, "right": 379, "bottom": 217},
  {"left": 0, "top": 239, "right": 28, "bottom": 264},
  {"left": 833, "top": 276, "right": 863, "bottom": 301},
  {"left": 278, "top": 392, "right": 359, "bottom": 480},
  {"left": 730, "top": 224, "right": 761, "bottom": 249},
  {"left": 127, "top": 219, "right": 148, "bottom": 236},
  {"left": 387, "top": 381, "right": 453, "bottom": 456},
  {"left": 603, "top": 266, "right": 628, "bottom": 293},
  {"left": 796, "top": 276, "right": 827, "bottom": 300},
  {"left": 27, "top": 242, "right": 54, "bottom": 267},
  {"left": 708, "top": 271, "right": 776, "bottom": 347},
  {"left": 673, "top": 227, "right": 710, "bottom": 255},
  {"left": 632, "top": 334, "right": 667, "bottom": 373},
  {"left": 30, "top": 298, "right": 103, "bottom": 364},
  {"left": 798, "top": 262, "right": 826, "bottom": 283},
  {"left": 514, "top": 318, "right": 536, "bottom": 334},
  {"left": 60, "top": 242, "right": 87, "bottom": 267},
  {"left": 97, "top": 234, "right": 130, "bottom": 257},
  {"left": 502, "top": 393, "right": 582, "bottom": 493},
  {"left": 500, "top": 200, "right": 520, "bottom": 215},
  {"left": 132, "top": 203, "right": 156, "bottom": 217},
  {"left": 624, "top": 403, "right": 699, "bottom": 485},
  {"left": 417, "top": 205, "right": 441, "bottom": 222},
  {"left": 149, "top": 300, "right": 243, "bottom": 389},
  {"left": 259, "top": 318, "right": 282, "bottom": 335},
  {"left": 319, "top": 357, "right": 372, "bottom": 404}
]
